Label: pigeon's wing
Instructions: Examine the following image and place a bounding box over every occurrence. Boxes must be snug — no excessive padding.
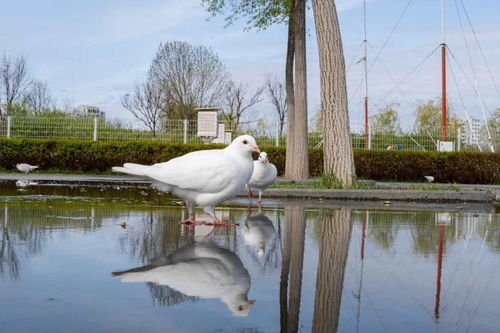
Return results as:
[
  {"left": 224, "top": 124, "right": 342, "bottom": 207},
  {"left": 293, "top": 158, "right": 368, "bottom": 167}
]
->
[
  {"left": 124, "top": 150, "right": 238, "bottom": 193},
  {"left": 267, "top": 164, "right": 278, "bottom": 183}
]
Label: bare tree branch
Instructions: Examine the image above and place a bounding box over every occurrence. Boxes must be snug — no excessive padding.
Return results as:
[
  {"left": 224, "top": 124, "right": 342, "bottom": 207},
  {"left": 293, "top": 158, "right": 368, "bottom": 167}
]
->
[
  {"left": 265, "top": 73, "right": 287, "bottom": 140},
  {"left": 122, "top": 80, "right": 167, "bottom": 137},
  {"left": 221, "top": 80, "right": 264, "bottom": 131},
  {"left": 149, "top": 41, "right": 229, "bottom": 119},
  {"left": 0, "top": 55, "right": 32, "bottom": 116},
  {"left": 24, "top": 81, "right": 54, "bottom": 115}
]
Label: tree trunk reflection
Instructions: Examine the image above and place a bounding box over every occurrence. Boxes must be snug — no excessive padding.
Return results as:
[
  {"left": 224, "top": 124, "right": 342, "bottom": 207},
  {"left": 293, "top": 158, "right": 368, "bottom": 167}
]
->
[
  {"left": 312, "top": 209, "right": 353, "bottom": 333},
  {"left": 280, "top": 203, "right": 306, "bottom": 333}
]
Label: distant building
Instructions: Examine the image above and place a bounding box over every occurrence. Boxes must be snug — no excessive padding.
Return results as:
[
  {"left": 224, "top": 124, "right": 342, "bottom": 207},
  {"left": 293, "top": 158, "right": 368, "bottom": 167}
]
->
[
  {"left": 458, "top": 117, "right": 481, "bottom": 146},
  {"left": 73, "top": 105, "right": 105, "bottom": 120}
]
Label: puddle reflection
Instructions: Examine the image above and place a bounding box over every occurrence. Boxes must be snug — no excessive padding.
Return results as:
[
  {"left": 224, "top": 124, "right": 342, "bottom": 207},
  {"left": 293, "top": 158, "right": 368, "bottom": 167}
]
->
[
  {"left": 0, "top": 198, "right": 499, "bottom": 332},
  {"left": 113, "top": 241, "right": 255, "bottom": 317}
]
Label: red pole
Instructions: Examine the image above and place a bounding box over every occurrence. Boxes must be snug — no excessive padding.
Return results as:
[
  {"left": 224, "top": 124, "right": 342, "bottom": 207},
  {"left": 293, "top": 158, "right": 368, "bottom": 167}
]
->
[
  {"left": 361, "top": 211, "right": 367, "bottom": 260},
  {"left": 364, "top": 98, "right": 369, "bottom": 149},
  {"left": 441, "top": 44, "right": 447, "bottom": 141},
  {"left": 434, "top": 225, "right": 445, "bottom": 319}
]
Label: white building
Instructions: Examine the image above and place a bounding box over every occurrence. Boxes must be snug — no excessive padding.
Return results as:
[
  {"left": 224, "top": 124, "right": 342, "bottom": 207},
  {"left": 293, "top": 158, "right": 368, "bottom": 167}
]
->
[
  {"left": 458, "top": 117, "right": 481, "bottom": 146},
  {"left": 72, "top": 105, "right": 105, "bottom": 120}
]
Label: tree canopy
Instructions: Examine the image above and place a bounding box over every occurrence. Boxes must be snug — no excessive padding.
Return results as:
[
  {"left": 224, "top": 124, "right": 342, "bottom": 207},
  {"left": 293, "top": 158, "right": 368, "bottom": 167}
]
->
[
  {"left": 413, "top": 98, "right": 461, "bottom": 135},
  {"left": 201, "top": 0, "right": 292, "bottom": 30},
  {"left": 371, "top": 103, "right": 401, "bottom": 135}
]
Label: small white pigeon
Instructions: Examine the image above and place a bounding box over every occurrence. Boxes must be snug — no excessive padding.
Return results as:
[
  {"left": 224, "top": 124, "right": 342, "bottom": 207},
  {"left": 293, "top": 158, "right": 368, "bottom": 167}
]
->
[
  {"left": 242, "top": 210, "right": 276, "bottom": 257},
  {"left": 16, "top": 163, "right": 39, "bottom": 174},
  {"left": 15, "top": 180, "right": 38, "bottom": 188},
  {"left": 113, "top": 135, "right": 260, "bottom": 226},
  {"left": 247, "top": 152, "right": 277, "bottom": 205},
  {"left": 112, "top": 243, "right": 255, "bottom": 316},
  {"left": 424, "top": 176, "right": 435, "bottom": 183}
]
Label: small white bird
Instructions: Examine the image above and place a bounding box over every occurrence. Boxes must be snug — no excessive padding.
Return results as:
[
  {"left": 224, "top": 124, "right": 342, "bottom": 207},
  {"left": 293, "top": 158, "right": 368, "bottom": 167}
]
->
[
  {"left": 424, "top": 176, "right": 435, "bottom": 183},
  {"left": 15, "top": 180, "right": 38, "bottom": 188},
  {"left": 16, "top": 163, "right": 39, "bottom": 174},
  {"left": 247, "top": 152, "right": 277, "bottom": 205},
  {"left": 242, "top": 211, "right": 276, "bottom": 257},
  {"left": 112, "top": 243, "right": 255, "bottom": 316},
  {"left": 113, "top": 135, "right": 260, "bottom": 226}
]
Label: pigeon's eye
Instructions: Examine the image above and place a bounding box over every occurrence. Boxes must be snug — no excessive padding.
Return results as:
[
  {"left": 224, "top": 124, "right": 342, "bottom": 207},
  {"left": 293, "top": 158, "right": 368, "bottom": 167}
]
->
[
  {"left": 242, "top": 140, "right": 248, "bottom": 145},
  {"left": 238, "top": 306, "right": 244, "bottom": 311}
]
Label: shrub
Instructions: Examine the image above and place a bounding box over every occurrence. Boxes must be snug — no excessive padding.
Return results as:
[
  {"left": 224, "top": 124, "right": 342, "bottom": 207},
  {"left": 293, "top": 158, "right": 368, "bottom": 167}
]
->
[
  {"left": 0, "top": 139, "right": 498, "bottom": 184},
  {"left": 354, "top": 150, "right": 500, "bottom": 184}
]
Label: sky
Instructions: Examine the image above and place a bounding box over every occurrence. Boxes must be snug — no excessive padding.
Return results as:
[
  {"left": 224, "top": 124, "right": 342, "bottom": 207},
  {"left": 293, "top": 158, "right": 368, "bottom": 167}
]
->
[{"left": 1, "top": 0, "right": 499, "bottom": 130}]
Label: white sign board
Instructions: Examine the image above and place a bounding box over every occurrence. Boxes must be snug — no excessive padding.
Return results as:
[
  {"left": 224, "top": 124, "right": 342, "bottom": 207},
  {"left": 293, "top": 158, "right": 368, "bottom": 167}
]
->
[
  {"left": 212, "top": 123, "right": 226, "bottom": 144},
  {"left": 438, "top": 141, "right": 454, "bottom": 152},
  {"left": 197, "top": 111, "right": 219, "bottom": 138},
  {"left": 436, "top": 212, "right": 452, "bottom": 226}
]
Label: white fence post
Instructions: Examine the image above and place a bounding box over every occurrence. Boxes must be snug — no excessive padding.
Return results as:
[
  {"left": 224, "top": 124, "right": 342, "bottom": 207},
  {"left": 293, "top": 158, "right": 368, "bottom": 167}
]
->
[
  {"left": 6, "top": 116, "right": 11, "bottom": 138},
  {"left": 183, "top": 119, "right": 188, "bottom": 144},
  {"left": 93, "top": 117, "right": 98, "bottom": 141},
  {"left": 368, "top": 125, "right": 372, "bottom": 150},
  {"left": 275, "top": 122, "right": 280, "bottom": 147},
  {"left": 457, "top": 127, "right": 461, "bottom": 151}
]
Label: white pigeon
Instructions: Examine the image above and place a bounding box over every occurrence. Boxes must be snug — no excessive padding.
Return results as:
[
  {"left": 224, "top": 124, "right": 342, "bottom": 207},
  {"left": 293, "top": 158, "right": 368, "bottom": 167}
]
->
[
  {"left": 112, "top": 243, "right": 255, "bottom": 316},
  {"left": 247, "top": 152, "right": 277, "bottom": 205},
  {"left": 112, "top": 135, "right": 260, "bottom": 226},
  {"left": 15, "top": 180, "right": 38, "bottom": 188},
  {"left": 16, "top": 163, "right": 39, "bottom": 174},
  {"left": 242, "top": 210, "right": 276, "bottom": 257}
]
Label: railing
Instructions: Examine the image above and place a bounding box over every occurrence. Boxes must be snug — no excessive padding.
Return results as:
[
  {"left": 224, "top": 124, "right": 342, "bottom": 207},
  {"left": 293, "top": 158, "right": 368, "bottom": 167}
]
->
[{"left": 0, "top": 116, "right": 497, "bottom": 152}]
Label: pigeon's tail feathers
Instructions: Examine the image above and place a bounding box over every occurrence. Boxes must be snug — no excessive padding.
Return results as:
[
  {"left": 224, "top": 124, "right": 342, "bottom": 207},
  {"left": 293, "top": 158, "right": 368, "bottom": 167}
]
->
[
  {"left": 112, "top": 264, "right": 155, "bottom": 277},
  {"left": 122, "top": 163, "right": 158, "bottom": 176},
  {"left": 122, "top": 163, "right": 177, "bottom": 185},
  {"left": 111, "top": 166, "right": 145, "bottom": 176},
  {"left": 32, "top": 166, "right": 39, "bottom": 170}
]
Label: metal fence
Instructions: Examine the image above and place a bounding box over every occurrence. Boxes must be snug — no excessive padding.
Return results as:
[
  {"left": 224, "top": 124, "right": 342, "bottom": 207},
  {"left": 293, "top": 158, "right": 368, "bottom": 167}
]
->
[{"left": 0, "top": 116, "right": 497, "bottom": 152}]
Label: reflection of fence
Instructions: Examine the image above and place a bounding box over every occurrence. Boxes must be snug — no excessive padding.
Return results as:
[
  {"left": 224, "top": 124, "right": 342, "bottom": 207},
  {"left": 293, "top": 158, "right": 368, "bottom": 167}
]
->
[{"left": 0, "top": 116, "right": 497, "bottom": 152}]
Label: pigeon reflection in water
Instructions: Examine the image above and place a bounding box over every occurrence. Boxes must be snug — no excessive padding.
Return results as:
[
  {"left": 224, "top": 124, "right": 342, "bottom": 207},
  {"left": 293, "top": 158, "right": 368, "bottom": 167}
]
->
[
  {"left": 112, "top": 242, "right": 255, "bottom": 316},
  {"left": 242, "top": 210, "right": 276, "bottom": 257}
]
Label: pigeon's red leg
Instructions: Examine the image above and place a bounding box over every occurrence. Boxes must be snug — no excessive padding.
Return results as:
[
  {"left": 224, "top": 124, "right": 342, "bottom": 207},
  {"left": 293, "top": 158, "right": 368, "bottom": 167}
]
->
[
  {"left": 257, "top": 192, "right": 263, "bottom": 206},
  {"left": 247, "top": 187, "right": 253, "bottom": 199},
  {"left": 206, "top": 215, "right": 238, "bottom": 227},
  {"left": 205, "top": 225, "right": 222, "bottom": 236},
  {"left": 179, "top": 214, "right": 206, "bottom": 225}
]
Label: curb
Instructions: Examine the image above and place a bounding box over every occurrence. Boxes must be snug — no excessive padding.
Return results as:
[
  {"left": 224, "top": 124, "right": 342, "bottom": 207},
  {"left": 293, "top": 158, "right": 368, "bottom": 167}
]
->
[{"left": 246, "top": 188, "right": 495, "bottom": 203}]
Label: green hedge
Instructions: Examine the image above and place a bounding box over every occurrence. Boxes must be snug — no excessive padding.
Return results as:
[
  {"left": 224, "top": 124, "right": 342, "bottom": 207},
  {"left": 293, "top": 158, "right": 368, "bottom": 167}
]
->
[{"left": 0, "top": 139, "right": 498, "bottom": 184}]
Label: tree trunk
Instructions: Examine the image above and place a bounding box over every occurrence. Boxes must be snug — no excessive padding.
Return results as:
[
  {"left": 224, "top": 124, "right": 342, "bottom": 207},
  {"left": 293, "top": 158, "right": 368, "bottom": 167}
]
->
[
  {"left": 291, "top": 0, "right": 309, "bottom": 180},
  {"left": 285, "top": 1, "right": 296, "bottom": 179},
  {"left": 311, "top": 0, "right": 356, "bottom": 186},
  {"left": 312, "top": 209, "right": 353, "bottom": 333}
]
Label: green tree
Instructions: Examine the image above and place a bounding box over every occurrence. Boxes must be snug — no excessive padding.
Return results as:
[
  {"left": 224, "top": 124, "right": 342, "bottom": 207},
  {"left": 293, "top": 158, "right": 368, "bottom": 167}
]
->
[
  {"left": 413, "top": 98, "right": 460, "bottom": 135},
  {"left": 371, "top": 103, "right": 401, "bottom": 134},
  {"left": 480, "top": 109, "right": 500, "bottom": 150},
  {"left": 202, "top": 0, "right": 291, "bottom": 29}
]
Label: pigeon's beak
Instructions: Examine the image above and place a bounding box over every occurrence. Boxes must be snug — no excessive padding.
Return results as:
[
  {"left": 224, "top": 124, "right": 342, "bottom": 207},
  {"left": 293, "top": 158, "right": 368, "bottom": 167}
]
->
[{"left": 252, "top": 146, "right": 260, "bottom": 153}]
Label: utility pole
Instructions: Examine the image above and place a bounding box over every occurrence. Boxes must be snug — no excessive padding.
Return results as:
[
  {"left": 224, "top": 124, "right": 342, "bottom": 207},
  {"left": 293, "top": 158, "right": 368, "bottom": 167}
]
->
[
  {"left": 441, "top": 0, "right": 447, "bottom": 141},
  {"left": 363, "top": 0, "right": 369, "bottom": 149}
]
